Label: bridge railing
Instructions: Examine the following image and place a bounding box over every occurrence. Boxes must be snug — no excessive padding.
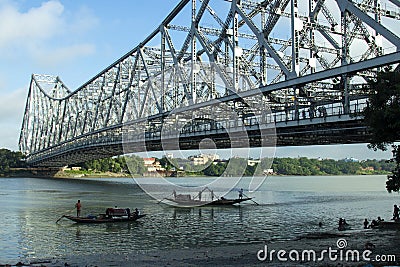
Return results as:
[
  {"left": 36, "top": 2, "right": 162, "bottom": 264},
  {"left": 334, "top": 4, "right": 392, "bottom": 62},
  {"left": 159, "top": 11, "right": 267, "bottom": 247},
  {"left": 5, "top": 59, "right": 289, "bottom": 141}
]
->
[{"left": 267, "top": 98, "right": 367, "bottom": 124}]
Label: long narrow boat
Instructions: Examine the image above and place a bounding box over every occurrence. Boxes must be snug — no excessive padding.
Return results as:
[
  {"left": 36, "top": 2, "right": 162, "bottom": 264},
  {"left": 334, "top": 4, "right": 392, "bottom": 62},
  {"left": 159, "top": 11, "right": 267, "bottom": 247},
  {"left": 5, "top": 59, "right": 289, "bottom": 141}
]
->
[
  {"left": 62, "top": 214, "right": 146, "bottom": 223},
  {"left": 165, "top": 197, "right": 253, "bottom": 207},
  {"left": 59, "top": 207, "right": 146, "bottom": 223},
  {"left": 162, "top": 187, "right": 254, "bottom": 207},
  {"left": 374, "top": 221, "right": 400, "bottom": 229}
]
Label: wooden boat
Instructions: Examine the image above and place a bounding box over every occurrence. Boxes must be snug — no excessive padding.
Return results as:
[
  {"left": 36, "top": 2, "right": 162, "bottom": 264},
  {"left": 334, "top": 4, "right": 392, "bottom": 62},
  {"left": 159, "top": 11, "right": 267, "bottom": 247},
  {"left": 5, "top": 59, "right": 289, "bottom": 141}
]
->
[
  {"left": 374, "top": 220, "right": 400, "bottom": 229},
  {"left": 59, "top": 208, "right": 146, "bottom": 223},
  {"left": 165, "top": 197, "right": 253, "bottom": 207},
  {"left": 62, "top": 214, "right": 146, "bottom": 223},
  {"left": 162, "top": 187, "right": 254, "bottom": 207}
]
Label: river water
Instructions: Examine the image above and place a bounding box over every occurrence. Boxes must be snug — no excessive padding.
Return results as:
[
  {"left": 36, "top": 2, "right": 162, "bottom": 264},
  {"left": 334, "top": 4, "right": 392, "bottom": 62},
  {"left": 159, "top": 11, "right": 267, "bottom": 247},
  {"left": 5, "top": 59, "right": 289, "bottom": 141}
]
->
[{"left": 0, "top": 175, "right": 398, "bottom": 264}]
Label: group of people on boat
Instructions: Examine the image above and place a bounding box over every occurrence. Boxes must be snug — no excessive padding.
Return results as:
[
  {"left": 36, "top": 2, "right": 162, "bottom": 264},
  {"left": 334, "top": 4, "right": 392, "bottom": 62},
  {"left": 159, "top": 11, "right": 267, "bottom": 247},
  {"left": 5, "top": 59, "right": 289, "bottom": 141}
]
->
[
  {"left": 172, "top": 188, "right": 246, "bottom": 202},
  {"left": 70, "top": 187, "right": 250, "bottom": 222},
  {"left": 75, "top": 200, "right": 140, "bottom": 219},
  {"left": 364, "top": 217, "right": 384, "bottom": 229},
  {"left": 335, "top": 204, "right": 400, "bottom": 231}
]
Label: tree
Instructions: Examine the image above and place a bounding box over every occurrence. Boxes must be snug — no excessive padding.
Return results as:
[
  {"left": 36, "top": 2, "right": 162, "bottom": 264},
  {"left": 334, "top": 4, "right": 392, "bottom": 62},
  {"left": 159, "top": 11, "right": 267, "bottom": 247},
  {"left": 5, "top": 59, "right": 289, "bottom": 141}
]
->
[
  {"left": 363, "top": 70, "right": 400, "bottom": 192},
  {"left": 0, "top": 149, "right": 26, "bottom": 175}
]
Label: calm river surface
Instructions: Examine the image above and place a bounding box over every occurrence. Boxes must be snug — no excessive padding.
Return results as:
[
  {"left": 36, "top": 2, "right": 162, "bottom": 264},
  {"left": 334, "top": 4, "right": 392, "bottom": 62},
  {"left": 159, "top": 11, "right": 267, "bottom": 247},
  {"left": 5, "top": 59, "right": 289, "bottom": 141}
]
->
[{"left": 0, "top": 175, "right": 398, "bottom": 263}]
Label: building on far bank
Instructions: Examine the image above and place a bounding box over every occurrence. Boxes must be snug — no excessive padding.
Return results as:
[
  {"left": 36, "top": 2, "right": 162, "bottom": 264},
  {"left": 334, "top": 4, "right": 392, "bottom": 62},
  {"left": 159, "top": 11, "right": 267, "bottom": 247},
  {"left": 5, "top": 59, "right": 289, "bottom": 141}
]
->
[
  {"left": 188, "top": 154, "right": 220, "bottom": 165},
  {"left": 263, "top": 169, "right": 274, "bottom": 175},
  {"left": 143, "top": 158, "right": 165, "bottom": 173},
  {"left": 344, "top": 157, "right": 359, "bottom": 162},
  {"left": 247, "top": 159, "right": 261, "bottom": 166}
]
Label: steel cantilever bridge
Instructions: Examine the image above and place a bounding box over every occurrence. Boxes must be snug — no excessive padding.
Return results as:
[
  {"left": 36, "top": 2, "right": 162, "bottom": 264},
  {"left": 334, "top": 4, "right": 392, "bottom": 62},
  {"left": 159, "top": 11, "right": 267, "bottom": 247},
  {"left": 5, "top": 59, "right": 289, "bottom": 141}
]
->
[{"left": 19, "top": 0, "right": 400, "bottom": 167}]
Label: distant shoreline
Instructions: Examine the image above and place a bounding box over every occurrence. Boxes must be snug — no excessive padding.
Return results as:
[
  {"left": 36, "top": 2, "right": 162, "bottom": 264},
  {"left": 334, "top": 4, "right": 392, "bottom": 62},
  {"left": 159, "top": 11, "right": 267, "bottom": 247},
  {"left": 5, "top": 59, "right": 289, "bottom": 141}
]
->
[{"left": 0, "top": 169, "right": 390, "bottom": 179}]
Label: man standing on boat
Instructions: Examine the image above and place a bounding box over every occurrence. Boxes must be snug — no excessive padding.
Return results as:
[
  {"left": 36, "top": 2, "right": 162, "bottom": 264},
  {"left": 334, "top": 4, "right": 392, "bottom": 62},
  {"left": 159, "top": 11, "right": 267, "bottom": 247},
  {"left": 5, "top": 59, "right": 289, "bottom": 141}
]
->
[
  {"left": 75, "top": 200, "right": 82, "bottom": 217},
  {"left": 239, "top": 188, "right": 243, "bottom": 199}
]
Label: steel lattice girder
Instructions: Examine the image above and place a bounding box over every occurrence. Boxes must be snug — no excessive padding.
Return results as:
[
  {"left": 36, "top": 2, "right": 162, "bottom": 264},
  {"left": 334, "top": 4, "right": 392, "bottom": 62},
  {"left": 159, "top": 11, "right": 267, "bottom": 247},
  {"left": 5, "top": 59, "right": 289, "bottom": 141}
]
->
[{"left": 19, "top": 0, "right": 400, "bottom": 166}]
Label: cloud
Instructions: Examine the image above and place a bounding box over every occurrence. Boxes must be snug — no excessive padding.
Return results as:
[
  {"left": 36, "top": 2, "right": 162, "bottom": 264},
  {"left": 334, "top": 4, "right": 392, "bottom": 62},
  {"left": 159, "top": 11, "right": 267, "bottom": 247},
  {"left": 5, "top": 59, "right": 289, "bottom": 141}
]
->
[
  {"left": 0, "top": 1, "right": 64, "bottom": 48},
  {"left": 0, "top": 1, "right": 98, "bottom": 64},
  {"left": 0, "top": 87, "right": 27, "bottom": 150},
  {"left": 69, "top": 5, "right": 99, "bottom": 35},
  {"left": 32, "top": 43, "right": 96, "bottom": 66},
  {"left": 0, "top": 87, "right": 26, "bottom": 121}
]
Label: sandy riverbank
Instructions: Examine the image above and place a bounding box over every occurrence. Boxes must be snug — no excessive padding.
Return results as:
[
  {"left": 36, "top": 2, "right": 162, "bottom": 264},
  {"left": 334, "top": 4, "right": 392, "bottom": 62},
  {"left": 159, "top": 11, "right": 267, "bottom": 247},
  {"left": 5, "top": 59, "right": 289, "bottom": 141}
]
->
[{"left": 8, "top": 228, "right": 400, "bottom": 267}]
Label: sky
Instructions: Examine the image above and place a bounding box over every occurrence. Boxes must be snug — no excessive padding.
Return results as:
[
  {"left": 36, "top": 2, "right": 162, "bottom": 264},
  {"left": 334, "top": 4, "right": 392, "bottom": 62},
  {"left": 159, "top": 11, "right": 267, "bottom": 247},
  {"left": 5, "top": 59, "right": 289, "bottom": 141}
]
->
[{"left": 0, "top": 0, "right": 393, "bottom": 160}]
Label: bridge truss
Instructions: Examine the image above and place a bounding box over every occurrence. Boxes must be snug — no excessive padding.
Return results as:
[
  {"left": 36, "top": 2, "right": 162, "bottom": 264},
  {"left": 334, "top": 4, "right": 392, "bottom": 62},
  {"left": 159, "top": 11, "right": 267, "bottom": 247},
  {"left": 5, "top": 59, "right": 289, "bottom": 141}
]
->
[{"left": 19, "top": 0, "right": 400, "bottom": 166}]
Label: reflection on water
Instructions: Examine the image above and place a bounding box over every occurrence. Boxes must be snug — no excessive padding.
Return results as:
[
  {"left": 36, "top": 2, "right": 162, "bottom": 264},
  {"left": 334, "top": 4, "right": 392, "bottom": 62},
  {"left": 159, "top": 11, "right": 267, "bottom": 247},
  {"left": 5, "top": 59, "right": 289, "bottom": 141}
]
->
[{"left": 0, "top": 176, "right": 397, "bottom": 263}]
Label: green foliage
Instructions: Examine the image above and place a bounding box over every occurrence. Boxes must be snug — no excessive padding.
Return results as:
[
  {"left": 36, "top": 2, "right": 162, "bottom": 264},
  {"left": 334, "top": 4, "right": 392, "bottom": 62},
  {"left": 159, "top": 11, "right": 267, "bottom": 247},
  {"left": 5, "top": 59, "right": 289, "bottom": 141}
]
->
[
  {"left": 61, "top": 151, "right": 393, "bottom": 179},
  {"left": 386, "top": 145, "right": 400, "bottom": 193},
  {"left": 224, "top": 158, "right": 248, "bottom": 176},
  {"left": 0, "top": 149, "right": 26, "bottom": 175},
  {"left": 204, "top": 163, "right": 226, "bottom": 176},
  {"left": 77, "top": 155, "right": 145, "bottom": 175},
  {"left": 271, "top": 157, "right": 392, "bottom": 176},
  {"left": 158, "top": 157, "right": 179, "bottom": 171},
  {"left": 158, "top": 156, "right": 391, "bottom": 177},
  {"left": 122, "top": 155, "right": 146, "bottom": 175},
  {"left": 364, "top": 71, "right": 400, "bottom": 151},
  {"left": 363, "top": 71, "right": 400, "bottom": 192}
]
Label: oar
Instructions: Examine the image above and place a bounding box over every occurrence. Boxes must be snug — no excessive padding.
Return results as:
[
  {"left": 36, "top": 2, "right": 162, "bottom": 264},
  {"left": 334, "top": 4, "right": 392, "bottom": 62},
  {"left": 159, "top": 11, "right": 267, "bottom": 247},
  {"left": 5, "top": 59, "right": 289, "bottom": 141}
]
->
[
  {"left": 157, "top": 192, "right": 175, "bottom": 204},
  {"left": 157, "top": 198, "right": 166, "bottom": 204},
  {"left": 243, "top": 192, "right": 259, "bottom": 205},
  {"left": 56, "top": 208, "right": 75, "bottom": 223},
  {"left": 56, "top": 215, "right": 65, "bottom": 223}
]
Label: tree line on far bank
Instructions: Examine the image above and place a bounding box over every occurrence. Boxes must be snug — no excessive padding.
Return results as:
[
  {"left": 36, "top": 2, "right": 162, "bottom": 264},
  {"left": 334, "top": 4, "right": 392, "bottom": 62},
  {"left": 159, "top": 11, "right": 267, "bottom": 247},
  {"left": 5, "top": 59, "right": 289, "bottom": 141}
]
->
[
  {"left": 74, "top": 156, "right": 393, "bottom": 177},
  {"left": 0, "top": 149, "right": 26, "bottom": 175},
  {"left": 0, "top": 148, "right": 395, "bottom": 177}
]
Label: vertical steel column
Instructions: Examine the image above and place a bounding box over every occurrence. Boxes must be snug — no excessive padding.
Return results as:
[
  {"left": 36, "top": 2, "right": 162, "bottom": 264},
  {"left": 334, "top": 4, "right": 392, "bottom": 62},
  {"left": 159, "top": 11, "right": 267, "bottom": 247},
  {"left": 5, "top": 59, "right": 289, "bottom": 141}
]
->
[
  {"left": 291, "top": 0, "right": 300, "bottom": 119},
  {"left": 161, "top": 29, "right": 166, "bottom": 112},
  {"left": 374, "top": 0, "right": 383, "bottom": 56},
  {"left": 260, "top": 7, "right": 267, "bottom": 86},
  {"left": 341, "top": 9, "right": 350, "bottom": 114},
  {"left": 291, "top": 0, "right": 300, "bottom": 77},
  {"left": 309, "top": 0, "right": 316, "bottom": 74},
  {"left": 191, "top": 0, "right": 197, "bottom": 104},
  {"left": 233, "top": 0, "right": 240, "bottom": 92}
]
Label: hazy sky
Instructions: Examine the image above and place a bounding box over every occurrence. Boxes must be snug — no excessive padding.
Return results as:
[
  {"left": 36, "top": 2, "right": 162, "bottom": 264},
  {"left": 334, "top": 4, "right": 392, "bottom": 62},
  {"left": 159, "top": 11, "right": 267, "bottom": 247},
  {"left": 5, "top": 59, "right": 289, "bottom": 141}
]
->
[{"left": 0, "top": 0, "right": 393, "bottom": 160}]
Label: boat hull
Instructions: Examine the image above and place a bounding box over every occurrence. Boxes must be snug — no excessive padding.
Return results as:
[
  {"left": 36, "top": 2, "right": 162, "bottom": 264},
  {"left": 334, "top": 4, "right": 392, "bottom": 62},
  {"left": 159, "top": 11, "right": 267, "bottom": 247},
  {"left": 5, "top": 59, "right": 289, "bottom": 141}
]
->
[
  {"left": 375, "top": 221, "right": 400, "bottom": 229},
  {"left": 165, "top": 197, "right": 252, "bottom": 207},
  {"left": 63, "top": 214, "right": 146, "bottom": 223}
]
